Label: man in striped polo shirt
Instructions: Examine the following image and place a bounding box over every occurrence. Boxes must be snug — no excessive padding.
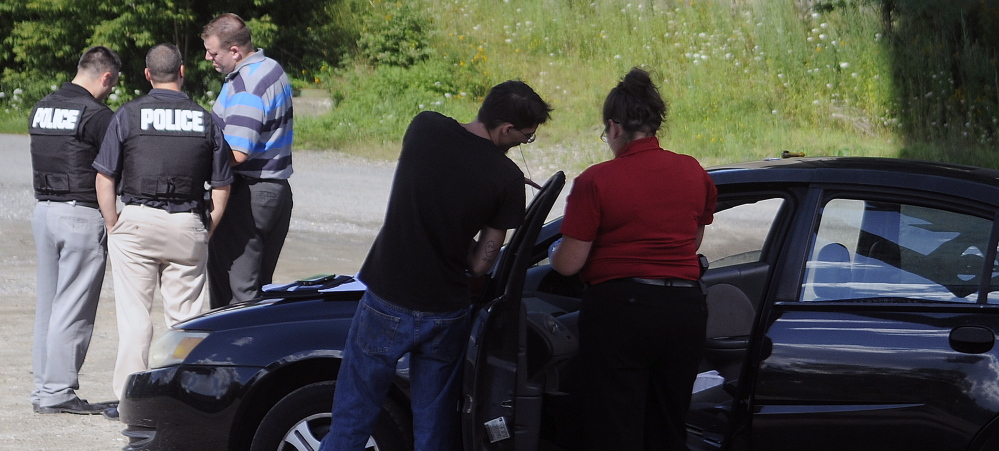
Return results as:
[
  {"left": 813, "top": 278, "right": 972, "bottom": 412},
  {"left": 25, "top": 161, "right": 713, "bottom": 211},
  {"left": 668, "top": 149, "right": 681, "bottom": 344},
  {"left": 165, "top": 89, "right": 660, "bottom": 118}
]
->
[{"left": 202, "top": 13, "right": 295, "bottom": 307}]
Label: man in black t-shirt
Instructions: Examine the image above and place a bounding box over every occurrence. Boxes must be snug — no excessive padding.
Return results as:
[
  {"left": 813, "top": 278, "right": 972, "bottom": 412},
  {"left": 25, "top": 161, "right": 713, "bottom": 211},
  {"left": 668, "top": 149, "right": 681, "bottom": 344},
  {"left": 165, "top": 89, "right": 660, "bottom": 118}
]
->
[{"left": 321, "top": 81, "right": 552, "bottom": 451}]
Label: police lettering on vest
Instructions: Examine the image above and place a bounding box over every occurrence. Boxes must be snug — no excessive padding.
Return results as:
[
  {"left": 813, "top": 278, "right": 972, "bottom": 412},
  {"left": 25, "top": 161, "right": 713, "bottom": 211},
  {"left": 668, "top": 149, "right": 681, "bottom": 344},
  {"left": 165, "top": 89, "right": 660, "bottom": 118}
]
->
[
  {"left": 29, "top": 93, "right": 103, "bottom": 203},
  {"left": 140, "top": 108, "right": 205, "bottom": 133},
  {"left": 31, "top": 107, "right": 82, "bottom": 131}
]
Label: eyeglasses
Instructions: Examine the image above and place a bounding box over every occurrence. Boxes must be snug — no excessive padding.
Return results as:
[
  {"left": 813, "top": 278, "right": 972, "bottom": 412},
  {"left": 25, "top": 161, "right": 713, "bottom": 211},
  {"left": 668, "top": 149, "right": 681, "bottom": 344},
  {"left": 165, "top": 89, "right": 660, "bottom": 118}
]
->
[
  {"left": 515, "top": 128, "right": 537, "bottom": 144},
  {"left": 600, "top": 120, "right": 616, "bottom": 143}
]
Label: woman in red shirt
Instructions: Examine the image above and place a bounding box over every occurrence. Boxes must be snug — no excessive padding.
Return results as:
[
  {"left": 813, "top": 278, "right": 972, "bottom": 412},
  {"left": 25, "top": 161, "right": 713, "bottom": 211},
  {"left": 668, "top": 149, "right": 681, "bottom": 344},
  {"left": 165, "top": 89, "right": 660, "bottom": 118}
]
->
[{"left": 552, "top": 67, "right": 717, "bottom": 451}]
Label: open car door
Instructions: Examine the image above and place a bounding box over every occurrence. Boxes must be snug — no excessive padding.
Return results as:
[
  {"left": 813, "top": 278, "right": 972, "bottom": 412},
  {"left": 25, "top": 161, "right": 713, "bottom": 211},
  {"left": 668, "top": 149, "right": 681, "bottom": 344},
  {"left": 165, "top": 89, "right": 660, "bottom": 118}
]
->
[{"left": 462, "top": 171, "right": 566, "bottom": 450}]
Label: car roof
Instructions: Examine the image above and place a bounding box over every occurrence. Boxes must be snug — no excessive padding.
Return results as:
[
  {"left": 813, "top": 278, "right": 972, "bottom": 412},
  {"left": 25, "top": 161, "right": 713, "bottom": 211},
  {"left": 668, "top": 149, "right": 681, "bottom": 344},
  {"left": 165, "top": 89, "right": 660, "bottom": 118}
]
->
[{"left": 707, "top": 157, "right": 999, "bottom": 206}]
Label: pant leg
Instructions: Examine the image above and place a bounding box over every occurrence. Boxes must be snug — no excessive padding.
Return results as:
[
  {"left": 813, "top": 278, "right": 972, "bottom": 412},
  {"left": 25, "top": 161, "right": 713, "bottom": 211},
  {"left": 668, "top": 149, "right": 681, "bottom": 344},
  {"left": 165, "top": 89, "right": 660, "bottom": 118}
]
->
[
  {"left": 256, "top": 179, "right": 292, "bottom": 287},
  {"left": 31, "top": 202, "right": 106, "bottom": 407},
  {"left": 158, "top": 211, "right": 208, "bottom": 327},
  {"left": 208, "top": 178, "right": 292, "bottom": 307},
  {"left": 321, "top": 291, "right": 413, "bottom": 451},
  {"left": 408, "top": 306, "right": 470, "bottom": 451},
  {"left": 645, "top": 290, "right": 708, "bottom": 451},
  {"left": 108, "top": 206, "right": 161, "bottom": 400},
  {"left": 31, "top": 202, "right": 58, "bottom": 405},
  {"left": 208, "top": 178, "right": 250, "bottom": 308},
  {"left": 575, "top": 283, "right": 651, "bottom": 451}
]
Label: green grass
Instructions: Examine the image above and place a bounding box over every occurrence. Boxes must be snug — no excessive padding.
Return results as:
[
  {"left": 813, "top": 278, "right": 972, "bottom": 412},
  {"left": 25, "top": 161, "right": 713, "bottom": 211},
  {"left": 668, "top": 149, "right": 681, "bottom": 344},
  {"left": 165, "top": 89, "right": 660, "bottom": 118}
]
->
[
  {"left": 4, "top": 0, "right": 996, "bottom": 173},
  {"left": 307, "top": 0, "right": 995, "bottom": 171},
  {"left": 0, "top": 112, "right": 24, "bottom": 134}
]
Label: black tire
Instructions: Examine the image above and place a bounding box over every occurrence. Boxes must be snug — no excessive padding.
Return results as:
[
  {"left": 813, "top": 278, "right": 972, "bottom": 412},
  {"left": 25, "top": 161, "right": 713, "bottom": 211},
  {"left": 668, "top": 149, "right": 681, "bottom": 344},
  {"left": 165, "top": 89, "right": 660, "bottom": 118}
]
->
[{"left": 249, "top": 380, "right": 412, "bottom": 451}]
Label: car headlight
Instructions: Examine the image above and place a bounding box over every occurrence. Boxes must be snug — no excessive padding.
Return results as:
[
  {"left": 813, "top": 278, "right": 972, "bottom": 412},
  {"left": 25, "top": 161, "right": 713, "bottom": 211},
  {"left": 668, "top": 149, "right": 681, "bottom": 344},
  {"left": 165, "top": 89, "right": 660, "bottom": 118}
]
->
[{"left": 148, "top": 329, "right": 209, "bottom": 368}]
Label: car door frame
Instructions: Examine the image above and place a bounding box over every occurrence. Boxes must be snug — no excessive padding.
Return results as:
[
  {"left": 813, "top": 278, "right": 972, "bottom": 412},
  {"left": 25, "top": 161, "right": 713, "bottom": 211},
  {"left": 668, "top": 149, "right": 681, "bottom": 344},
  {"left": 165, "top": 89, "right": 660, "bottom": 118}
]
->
[{"left": 461, "top": 171, "right": 566, "bottom": 451}]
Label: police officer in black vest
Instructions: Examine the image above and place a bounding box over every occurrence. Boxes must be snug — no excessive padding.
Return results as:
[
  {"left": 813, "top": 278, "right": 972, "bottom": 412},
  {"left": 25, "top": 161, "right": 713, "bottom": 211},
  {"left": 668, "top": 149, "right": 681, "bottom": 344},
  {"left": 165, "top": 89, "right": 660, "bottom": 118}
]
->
[
  {"left": 29, "top": 46, "right": 121, "bottom": 415},
  {"left": 93, "top": 43, "right": 233, "bottom": 419}
]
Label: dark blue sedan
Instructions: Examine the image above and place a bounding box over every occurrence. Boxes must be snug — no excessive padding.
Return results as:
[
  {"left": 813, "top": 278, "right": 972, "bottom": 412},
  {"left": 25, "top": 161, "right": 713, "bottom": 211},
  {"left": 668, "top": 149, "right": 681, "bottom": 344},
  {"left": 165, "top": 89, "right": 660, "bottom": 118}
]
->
[{"left": 119, "top": 158, "right": 999, "bottom": 451}]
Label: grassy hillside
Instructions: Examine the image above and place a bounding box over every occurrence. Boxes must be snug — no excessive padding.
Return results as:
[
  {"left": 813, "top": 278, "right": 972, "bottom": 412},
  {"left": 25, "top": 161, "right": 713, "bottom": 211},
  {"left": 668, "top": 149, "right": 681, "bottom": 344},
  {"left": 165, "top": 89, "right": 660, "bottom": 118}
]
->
[
  {"left": 299, "top": 0, "right": 997, "bottom": 171},
  {"left": 4, "top": 0, "right": 996, "bottom": 172}
]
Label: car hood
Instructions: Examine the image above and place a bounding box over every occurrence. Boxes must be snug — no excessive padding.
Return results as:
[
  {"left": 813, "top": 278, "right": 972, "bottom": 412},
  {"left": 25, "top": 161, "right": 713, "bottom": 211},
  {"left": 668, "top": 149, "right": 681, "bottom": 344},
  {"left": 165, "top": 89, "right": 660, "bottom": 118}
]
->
[{"left": 172, "top": 275, "right": 367, "bottom": 333}]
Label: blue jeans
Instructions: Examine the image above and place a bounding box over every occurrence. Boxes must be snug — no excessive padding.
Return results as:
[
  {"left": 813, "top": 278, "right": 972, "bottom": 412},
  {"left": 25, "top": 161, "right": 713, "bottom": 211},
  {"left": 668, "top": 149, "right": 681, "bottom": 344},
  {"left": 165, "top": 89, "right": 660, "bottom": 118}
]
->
[{"left": 320, "top": 290, "right": 471, "bottom": 451}]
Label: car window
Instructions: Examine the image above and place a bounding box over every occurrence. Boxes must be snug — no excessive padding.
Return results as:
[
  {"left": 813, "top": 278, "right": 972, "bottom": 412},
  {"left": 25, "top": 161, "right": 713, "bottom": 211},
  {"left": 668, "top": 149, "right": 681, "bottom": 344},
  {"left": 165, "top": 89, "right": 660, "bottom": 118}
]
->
[
  {"left": 701, "top": 197, "right": 785, "bottom": 269},
  {"left": 801, "top": 198, "right": 995, "bottom": 303}
]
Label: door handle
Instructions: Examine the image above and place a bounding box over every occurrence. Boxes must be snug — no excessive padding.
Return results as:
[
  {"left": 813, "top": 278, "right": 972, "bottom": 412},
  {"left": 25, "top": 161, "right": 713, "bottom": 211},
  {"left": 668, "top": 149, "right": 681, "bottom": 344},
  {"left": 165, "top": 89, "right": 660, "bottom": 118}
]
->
[{"left": 949, "top": 326, "right": 995, "bottom": 354}]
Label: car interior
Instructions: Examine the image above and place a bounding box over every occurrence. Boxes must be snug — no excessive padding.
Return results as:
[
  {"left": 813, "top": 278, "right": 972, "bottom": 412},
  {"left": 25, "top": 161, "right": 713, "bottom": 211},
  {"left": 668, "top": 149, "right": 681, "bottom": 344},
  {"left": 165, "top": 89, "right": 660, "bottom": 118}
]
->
[{"left": 505, "top": 194, "right": 788, "bottom": 449}]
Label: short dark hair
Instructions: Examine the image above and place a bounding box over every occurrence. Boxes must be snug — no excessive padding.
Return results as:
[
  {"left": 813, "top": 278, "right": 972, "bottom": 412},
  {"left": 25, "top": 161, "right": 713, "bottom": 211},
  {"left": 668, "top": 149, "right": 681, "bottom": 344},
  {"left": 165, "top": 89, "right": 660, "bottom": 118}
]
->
[
  {"left": 602, "top": 67, "right": 667, "bottom": 136},
  {"left": 477, "top": 80, "right": 553, "bottom": 130},
  {"left": 77, "top": 46, "right": 121, "bottom": 79},
  {"left": 202, "top": 13, "right": 252, "bottom": 50},
  {"left": 145, "top": 43, "right": 183, "bottom": 83}
]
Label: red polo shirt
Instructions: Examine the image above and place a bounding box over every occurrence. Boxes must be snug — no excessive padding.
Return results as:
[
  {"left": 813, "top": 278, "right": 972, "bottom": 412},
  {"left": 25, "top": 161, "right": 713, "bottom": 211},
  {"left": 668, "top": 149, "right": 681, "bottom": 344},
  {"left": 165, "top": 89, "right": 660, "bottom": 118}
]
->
[{"left": 560, "top": 137, "right": 717, "bottom": 285}]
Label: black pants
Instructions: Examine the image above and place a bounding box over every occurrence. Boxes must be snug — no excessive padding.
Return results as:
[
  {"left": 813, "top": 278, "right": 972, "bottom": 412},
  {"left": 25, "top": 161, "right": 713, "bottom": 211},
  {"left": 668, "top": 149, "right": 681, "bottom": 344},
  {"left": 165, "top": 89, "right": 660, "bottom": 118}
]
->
[
  {"left": 208, "top": 176, "right": 293, "bottom": 307},
  {"left": 574, "top": 279, "right": 707, "bottom": 451}
]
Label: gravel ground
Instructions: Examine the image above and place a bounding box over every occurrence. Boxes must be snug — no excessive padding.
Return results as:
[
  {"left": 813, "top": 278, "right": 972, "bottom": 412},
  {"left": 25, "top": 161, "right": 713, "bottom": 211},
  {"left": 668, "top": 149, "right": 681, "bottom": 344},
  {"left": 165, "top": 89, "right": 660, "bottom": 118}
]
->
[
  {"left": 0, "top": 133, "right": 397, "bottom": 450},
  {"left": 0, "top": 114, "right": 571, "bottom": 450}
]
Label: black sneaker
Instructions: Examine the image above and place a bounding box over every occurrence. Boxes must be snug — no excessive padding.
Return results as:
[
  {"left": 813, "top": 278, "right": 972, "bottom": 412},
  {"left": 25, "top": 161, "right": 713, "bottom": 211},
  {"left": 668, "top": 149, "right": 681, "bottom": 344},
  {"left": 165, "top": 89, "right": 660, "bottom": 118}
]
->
[
  {"left": 102, "top": 406, "right": 119, "bottom": 421},
  {"left": 36, "top": 398, "right": 105, "bottom": 415}
]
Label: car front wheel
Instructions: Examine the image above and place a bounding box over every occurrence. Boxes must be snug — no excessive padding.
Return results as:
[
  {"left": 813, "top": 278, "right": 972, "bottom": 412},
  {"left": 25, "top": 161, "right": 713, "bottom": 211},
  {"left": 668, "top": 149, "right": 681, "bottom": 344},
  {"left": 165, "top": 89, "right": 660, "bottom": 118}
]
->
[{"left": 249, "top": 380, "right": 411, "bottom": 451}]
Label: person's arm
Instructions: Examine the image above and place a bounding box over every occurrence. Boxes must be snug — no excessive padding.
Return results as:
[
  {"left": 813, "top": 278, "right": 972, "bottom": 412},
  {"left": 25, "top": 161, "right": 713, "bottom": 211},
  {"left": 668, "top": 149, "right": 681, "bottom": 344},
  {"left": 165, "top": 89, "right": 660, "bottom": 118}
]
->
[
  {"left": 694, "top": 224, "right": 705, "bottom": 251},
  {"left": 230, "top": 150, "right": 249, "bottom": 166},
  {"left": 95, "top": 173, "right": 118, "bottom": 229},
  {"left": 208, "top": 185, "right": 231, "bottom": 236},
  {"left": 467, "top": 226, "right": 507, "bottom": 277},
  {"left": 550, "top": 235, "right": 592, "bottom": 276}
]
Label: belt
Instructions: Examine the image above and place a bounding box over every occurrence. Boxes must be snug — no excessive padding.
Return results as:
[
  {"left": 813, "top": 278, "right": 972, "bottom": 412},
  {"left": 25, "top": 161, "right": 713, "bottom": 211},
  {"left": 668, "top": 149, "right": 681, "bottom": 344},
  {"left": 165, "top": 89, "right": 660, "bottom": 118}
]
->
[
  {"left": 239, "top": 175, "right": 285, "bottom": 184},
  {"left": 628, "top": 277, "right": 700, "bottom": 288},
  {"left": 41, "top": 199, "right": 100, "bottom": 209}
]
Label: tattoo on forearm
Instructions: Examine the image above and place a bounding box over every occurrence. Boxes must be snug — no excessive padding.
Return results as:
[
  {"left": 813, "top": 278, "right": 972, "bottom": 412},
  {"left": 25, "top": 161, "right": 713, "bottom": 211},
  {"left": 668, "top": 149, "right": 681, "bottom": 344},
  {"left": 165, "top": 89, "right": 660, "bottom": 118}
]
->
[{"left": 481, "top": 240, "right": 498, "bottom": 262}]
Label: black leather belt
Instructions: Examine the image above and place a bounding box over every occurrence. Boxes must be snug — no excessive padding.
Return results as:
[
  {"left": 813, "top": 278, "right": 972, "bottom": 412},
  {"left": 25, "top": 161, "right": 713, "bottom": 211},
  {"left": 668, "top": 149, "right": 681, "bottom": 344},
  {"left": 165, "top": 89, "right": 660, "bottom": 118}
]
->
[{"left": 628, "top": 277, "right": 700, "bottom": 288}]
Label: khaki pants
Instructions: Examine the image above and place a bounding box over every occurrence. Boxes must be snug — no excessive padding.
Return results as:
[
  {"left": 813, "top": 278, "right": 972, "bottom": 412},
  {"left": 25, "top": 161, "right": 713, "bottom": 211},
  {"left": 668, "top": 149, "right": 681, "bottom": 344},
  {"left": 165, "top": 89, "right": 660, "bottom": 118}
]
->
[{"left": 107, "top": 205, "right": 208, "bottom": 399}]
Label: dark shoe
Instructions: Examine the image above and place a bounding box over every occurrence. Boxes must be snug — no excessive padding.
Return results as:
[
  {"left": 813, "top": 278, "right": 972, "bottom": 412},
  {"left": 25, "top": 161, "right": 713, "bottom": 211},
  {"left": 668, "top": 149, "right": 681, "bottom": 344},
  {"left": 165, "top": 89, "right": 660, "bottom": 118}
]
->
[
  {"left": 36, "top": 398, "right": 104, "bottom": 415},
  {"left": 102, "top": 406, "right": 119, "bottom": 421},
  {"left": 90, "top": 400, "right": 119, "bottom": 409}
]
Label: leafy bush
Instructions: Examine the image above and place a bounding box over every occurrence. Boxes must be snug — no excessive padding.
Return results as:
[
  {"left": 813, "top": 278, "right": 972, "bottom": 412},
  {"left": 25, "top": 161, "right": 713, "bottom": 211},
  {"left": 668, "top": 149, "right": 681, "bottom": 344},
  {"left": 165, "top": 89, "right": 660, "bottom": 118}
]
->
[{"left": 357, "top": 1, "right": 434, "bottom": 68}]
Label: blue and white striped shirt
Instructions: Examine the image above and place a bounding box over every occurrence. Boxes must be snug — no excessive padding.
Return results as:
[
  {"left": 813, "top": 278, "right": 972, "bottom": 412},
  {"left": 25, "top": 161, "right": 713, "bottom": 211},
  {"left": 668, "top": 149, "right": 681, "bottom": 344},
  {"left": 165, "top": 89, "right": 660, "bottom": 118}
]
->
[{"left": 212, "top": 49, "right": 293, "bottom": 180}]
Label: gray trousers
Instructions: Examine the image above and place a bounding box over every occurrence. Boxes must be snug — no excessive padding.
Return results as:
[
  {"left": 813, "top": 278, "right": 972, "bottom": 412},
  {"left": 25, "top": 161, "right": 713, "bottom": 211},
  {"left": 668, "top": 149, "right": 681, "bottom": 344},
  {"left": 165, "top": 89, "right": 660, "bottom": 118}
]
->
[
  {"left": 208, "top": 177, "right": 292, "bottom": 307},
  {"left": 30, "top": 201, "right": 106, "bottom": 407}
]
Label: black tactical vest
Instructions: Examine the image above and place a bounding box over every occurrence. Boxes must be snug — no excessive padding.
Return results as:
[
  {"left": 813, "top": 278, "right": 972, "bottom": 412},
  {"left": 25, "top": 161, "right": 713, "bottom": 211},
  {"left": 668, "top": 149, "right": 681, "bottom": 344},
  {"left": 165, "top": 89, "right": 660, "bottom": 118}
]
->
[
  {"left": 28, "top": 92, "right": 107, "bottom": 204},
  {"left": 119, "top": 95, "right": 214, "bottom": 204}
]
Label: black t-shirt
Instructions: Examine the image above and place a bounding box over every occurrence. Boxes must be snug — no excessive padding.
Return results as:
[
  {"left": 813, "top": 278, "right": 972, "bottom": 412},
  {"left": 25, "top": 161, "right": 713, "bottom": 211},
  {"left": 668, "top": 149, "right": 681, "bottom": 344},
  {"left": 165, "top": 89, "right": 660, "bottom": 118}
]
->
[{"left": 359, "top": 111, "right": 525, "bottom": 312}]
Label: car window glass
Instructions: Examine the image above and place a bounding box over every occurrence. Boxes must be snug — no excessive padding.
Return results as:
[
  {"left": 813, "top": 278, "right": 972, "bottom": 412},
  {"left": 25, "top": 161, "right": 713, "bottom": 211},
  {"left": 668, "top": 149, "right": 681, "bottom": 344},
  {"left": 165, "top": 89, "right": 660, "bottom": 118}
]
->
[
  {"left": 801, "top": 198, "right": 994, "bottom": 303},
  {"left": 701, "top": 197, "right": 784, "bottom": 269}
]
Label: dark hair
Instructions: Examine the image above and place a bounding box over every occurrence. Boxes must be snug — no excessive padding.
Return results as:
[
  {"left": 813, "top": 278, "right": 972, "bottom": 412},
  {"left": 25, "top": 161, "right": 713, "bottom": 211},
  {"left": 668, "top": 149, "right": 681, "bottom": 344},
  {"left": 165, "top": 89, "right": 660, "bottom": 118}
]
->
[
  {"left": 202, "top": 13, "right": 252, "bottom": 50},
  {"left": 78, "top": 46, "right": 121, "bottom": 79},
  {"left": 602, "top": 67, "right": 667, "bottom": 137},
  {"left": 478, "top": 80, "right": 553, "bottom": 130},
  {"left": 145, "top": 43, "right": 183, "bottom": 83}
]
